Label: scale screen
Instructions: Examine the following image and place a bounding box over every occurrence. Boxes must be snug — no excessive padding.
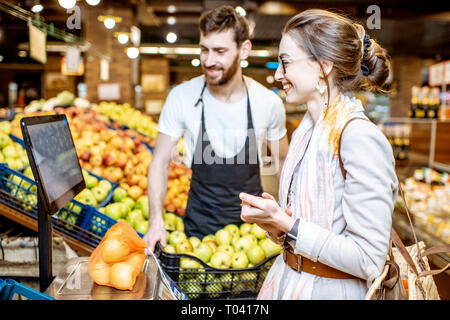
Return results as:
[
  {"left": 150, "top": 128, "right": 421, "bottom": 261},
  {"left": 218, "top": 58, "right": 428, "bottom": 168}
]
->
[{"left": 20, "top": 114, "right": 85, "bottom": 214}]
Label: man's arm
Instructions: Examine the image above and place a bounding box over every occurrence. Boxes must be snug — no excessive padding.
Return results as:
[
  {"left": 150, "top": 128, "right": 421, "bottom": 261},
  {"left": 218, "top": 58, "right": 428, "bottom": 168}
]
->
[
  {"left": 143, "top": 132, "right": 178, "bottom": 251},
  {"left": 267, "top": 134, "right": 289, "bottom": 181}
]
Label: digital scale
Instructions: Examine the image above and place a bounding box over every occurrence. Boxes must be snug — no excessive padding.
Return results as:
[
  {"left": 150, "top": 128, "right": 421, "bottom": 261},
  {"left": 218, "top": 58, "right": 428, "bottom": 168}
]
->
[{"left": 20, "top": 114, "right": 184, "bottom": 300}]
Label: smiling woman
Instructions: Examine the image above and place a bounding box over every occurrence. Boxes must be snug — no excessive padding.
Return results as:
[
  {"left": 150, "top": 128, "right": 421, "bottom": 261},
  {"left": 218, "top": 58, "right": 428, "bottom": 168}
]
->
[{"left": 240, "top": 9, "right": 398, "bottom": 300}]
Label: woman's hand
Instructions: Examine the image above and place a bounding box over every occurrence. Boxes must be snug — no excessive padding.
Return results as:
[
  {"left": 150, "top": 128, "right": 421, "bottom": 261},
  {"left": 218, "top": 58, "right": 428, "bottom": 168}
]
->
[{"left": 239, "top": 192, "right": 295, "bottom": 237}]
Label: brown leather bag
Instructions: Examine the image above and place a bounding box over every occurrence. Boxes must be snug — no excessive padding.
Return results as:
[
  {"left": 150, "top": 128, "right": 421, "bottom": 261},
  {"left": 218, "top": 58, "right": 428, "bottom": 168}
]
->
[{"left": 338, "top": 117, "right": 450, "bottom": 300}]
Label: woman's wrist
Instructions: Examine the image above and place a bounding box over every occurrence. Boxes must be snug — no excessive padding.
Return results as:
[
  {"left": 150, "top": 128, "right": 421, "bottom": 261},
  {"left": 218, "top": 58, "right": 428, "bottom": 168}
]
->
[{"left": 279, "top": 211, "right": 296, "bottom": 234}]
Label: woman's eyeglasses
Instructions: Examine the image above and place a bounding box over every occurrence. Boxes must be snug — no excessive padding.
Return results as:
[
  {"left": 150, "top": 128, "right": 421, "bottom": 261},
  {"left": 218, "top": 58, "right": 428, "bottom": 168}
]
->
[{"left": 278, "top": 55, "right": 313, "bottom": 74}]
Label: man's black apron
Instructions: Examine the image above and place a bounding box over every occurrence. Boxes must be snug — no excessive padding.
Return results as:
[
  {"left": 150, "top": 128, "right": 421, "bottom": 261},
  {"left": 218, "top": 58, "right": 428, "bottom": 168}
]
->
[{"left": 184, "top": 80, "right": 263, "bottom": 238}]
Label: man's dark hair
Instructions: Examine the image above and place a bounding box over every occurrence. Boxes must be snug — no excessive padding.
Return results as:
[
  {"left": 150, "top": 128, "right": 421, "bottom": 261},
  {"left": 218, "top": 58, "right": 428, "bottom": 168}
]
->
[{"left": 199, "top": 5, "right": 250, "bottom": 47}]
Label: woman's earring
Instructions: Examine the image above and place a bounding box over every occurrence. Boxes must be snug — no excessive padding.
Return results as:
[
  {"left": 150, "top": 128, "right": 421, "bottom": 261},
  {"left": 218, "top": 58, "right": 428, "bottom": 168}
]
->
[{"left": 316, "top": 83, "right": 327, "bottom": 94}]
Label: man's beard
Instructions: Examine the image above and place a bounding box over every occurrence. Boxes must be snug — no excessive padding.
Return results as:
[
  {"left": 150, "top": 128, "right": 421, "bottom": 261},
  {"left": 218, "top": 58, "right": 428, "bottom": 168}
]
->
[{"left": 202, "top": 54, "right": 240, "bottom": 86}]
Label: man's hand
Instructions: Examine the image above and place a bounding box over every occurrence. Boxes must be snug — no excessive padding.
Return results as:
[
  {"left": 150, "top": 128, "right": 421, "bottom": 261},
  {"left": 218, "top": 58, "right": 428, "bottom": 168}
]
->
[{"left": 143, "top": 220, "right": 167, "bottom": 252}]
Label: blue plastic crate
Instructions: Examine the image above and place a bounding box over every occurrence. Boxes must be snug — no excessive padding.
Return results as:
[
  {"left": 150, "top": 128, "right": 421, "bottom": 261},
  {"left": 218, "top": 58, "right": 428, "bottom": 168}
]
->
[
  {"left": 75, "top": 205, "right": 118, "bottom": 247},
  {"left": 0, "top": 278, "right": 54, "bottom": 300},
  {"left": 0, "top": 164, "right": 104, "bottom": 249}
]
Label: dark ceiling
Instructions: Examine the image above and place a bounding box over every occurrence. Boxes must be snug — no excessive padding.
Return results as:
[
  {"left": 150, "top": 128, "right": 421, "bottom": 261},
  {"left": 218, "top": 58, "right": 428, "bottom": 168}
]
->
[{"left": 0, "top": 0, "right": 449, "bottom": 64}]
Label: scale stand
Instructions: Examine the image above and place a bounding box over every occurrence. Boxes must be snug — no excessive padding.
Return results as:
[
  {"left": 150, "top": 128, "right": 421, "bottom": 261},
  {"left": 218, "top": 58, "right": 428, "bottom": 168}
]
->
[{"left": 38, "top": 193, "right": 53, "bottom": 293}]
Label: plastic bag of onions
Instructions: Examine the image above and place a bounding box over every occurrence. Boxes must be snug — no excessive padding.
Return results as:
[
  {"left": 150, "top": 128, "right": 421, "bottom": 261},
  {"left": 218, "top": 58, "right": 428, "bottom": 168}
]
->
[{"left": 88, "top": 220, "right": 148, "bottom": 290}]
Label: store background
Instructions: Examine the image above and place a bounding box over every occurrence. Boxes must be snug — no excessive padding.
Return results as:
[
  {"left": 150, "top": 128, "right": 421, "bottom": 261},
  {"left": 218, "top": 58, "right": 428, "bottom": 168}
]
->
[{"left": 0, "top": 0, "right": 449, "bottom": 299}]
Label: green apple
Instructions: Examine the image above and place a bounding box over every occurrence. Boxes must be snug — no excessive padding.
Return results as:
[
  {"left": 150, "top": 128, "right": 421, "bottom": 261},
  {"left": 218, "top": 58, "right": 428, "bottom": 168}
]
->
[
  {"left": 121, "top": 197, "right": 135, "bottom": 211},
  {"left": 215, "top": 229, "right": 232, "bottom": 246},
  {"left": 193, "top": 242, "right": 213, "bottom": 263},
  {"left": 164, "top": 213, "right": 177, "bottom": 231},
  {"left": 239, "top": 223, "right": 252, "bottom": 236},
  {"left": 180, "top": 256, "right": 203, "bottom": 280},
  {"left": 251, "top": 224, "right": 267, "bottom": 240},
  {"left": 104, "top": 203, "right": 122, "bottom": 220},
  {"left": 0, "top": 121, "right": 11, "bottom": 135},
  {"left": 179, "top": 282, "right": 202, "bottom": 299},
  {"left": 224, "top": 224, "right": 240, "bottom": 237},
  {"left": 203, "top": 240, "right": 218, "bottom": 253},
  {"left": 210, "top": 251, "right": 232, "bottom": 269},
  {"left": 164, "top": 244, "right": 176, "bottom": 253},
  {"left": 231, "top": 251, "right": 249, "bottom": 269},
  {"left": 220, "top": 273, "right": 233, "bottom": 291},
  {"left": 202, "top": 234, "right": 215, "bottom": 242},
  {"left": 205, "top": 283, "right": 222, "bottom": 298},
  {"left": 112, "top": 187, "right": 128, "bottom": 202},
  {"left": 135, "top": 195, "right": 148, "bottom": 211},
  {"left": 169, "top": 230, "right": 187, "bottom": 247},
  {"left": 242, "top": 234, "right": 258, "bottom": 246},
  {"left": 98, "top": 207, "right": 106, "bottom": 214},
  {"left": 216, "top": 245, "right": 234, "bottom": 257},
  {"left": 259, "top": 238, "right": 282, "bottom": 258},
  {"left": 98, "top": 179, "right": 112, "bottom": 192},
  {"left": 233, "top": 237, "right": 252, "bottom": 253},
  {"left": 128, "top": 209, "right": 144, "bottom": 228},
  {"left": 135, "top": 220, "right": 149, "bottom": 234},
  {"left": 91, "top": 186, "right": 108, "bottom": 203},
  {"left": 81, "top": 169, "right": 90, "bottom": 181},
  {"left": 0, "top": 133, "right": 12, "bottom": 150},
  {"left": 176, "top": 239, "right": 193, "bottom": 254},
  {"left": 246, "top": 245, "right": 265, "bottom": 265},
  {"left": 84, "top": 175, "right": 98, "bottom": 189},
  {"left": 231, "top": 234, "right": 240, "bottom": 248},
  {"left": 74, "top": 189, "right": 98, "bottom": 206},
  {"left": 188, "top": 236, "right": 201, "bottom": 250},
  {"left": 175, "top": 216, "right": 184, "bottom": 232},
  {"left": 24, "top": 166, "right": 34, "bottom": 179}
]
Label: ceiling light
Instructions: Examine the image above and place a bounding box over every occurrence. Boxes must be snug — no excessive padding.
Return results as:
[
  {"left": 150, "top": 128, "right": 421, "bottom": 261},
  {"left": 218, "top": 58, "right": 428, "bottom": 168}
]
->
[
  {"left": 235, "top": 6, "right": 246, "bottom": 17},
  {"left": 126, "top": 47, "right": 140, "bottom": 59},
  {"left": 117, "top": 33, "right": 129, "bottom": 44},
  {"left": 167, "top": 5, "right": 176, "bottom": 13},
  {"left": 86, "top": 0, "right": 101, "bottom": 5},
  {"left": 167, "top": 16, "right": 176, "bottom": 25},
  {"left": 104, "top": 18, "right": 116, "bottom": 29},
  {"left": 166, "top": 32, "right": 177, "bottom": 43},
  {"left": 240, "top": 60, "right": 249, "bottom": 68},
  {"left": 31, "top": 4, "right": 44, "bottom": 13},
  {"left": 191, "top": 58, "right": 200, "bottom": 67},
  {"left": 266, "top": 75, "right": 274, "bottom": 84},
  {"left": 58, "top": 0, "right": 76, "bottom": 9},
  {"left": 0, "top": 55, "right": 3, "bottom": 62}
]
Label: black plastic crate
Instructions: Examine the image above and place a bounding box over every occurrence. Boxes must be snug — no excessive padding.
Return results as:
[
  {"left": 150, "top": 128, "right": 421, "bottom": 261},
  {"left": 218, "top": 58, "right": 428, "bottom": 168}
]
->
[{"left": 154, "top": 242, "right": 277, "bottom": 300}]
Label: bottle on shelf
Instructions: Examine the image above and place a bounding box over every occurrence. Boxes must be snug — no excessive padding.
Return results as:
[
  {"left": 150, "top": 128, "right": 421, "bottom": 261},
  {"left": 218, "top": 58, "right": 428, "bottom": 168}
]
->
[
  {"left": 415, "top": 87, "right": 425, "bottom": 118},
  {"left": 421, "top": 86, "right": 430, "bottom": 119},
  {"left": 409, "top": 86, "right": 419, "bottom": 118},
  {"left": 429, "top": 88, "right": 440, "bottom": 119}
]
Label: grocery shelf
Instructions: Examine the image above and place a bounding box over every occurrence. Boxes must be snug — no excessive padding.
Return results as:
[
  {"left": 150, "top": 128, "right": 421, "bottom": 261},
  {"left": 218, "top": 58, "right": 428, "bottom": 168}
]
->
[{"left": 392, "top": 211, "right": 450, "bottom": 276}]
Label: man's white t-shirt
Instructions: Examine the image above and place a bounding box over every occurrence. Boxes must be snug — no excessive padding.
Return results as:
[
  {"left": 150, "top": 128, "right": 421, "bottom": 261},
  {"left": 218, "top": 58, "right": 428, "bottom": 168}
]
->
[{"left": 158, "top": 75, "right": 287, "bottom": 168}]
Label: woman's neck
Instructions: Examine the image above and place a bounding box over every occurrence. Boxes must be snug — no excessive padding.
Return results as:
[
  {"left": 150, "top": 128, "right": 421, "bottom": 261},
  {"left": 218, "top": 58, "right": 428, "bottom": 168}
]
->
[{"left": 307, "top": 86, "right": 341, "bottom": 124}]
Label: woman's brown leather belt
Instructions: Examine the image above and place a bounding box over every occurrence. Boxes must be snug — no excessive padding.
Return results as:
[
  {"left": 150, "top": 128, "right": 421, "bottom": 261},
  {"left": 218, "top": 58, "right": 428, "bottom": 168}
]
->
[{"left": 283, "top": 248, "right": 359, "bottom": 279}]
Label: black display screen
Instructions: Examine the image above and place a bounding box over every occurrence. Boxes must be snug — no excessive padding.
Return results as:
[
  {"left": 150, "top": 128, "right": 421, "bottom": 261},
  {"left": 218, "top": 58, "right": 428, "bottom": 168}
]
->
[{"left": 21, "top": 114, "right": 85, "bottom": 214}]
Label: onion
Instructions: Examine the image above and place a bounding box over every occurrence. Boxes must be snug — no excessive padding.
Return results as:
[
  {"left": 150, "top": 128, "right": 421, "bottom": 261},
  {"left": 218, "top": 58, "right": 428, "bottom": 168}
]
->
[
  {"left": 101, "top": 238, "right": 130, "bottom": 263},
  {"left": 90, "top": 260, "right": 111, "bottom": 286},
  {"left": 126, "top": 250, "right": 145, "bottom": 271},
  {"left": 110, "top": 262, "right": 136, "bottom": 290}
]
